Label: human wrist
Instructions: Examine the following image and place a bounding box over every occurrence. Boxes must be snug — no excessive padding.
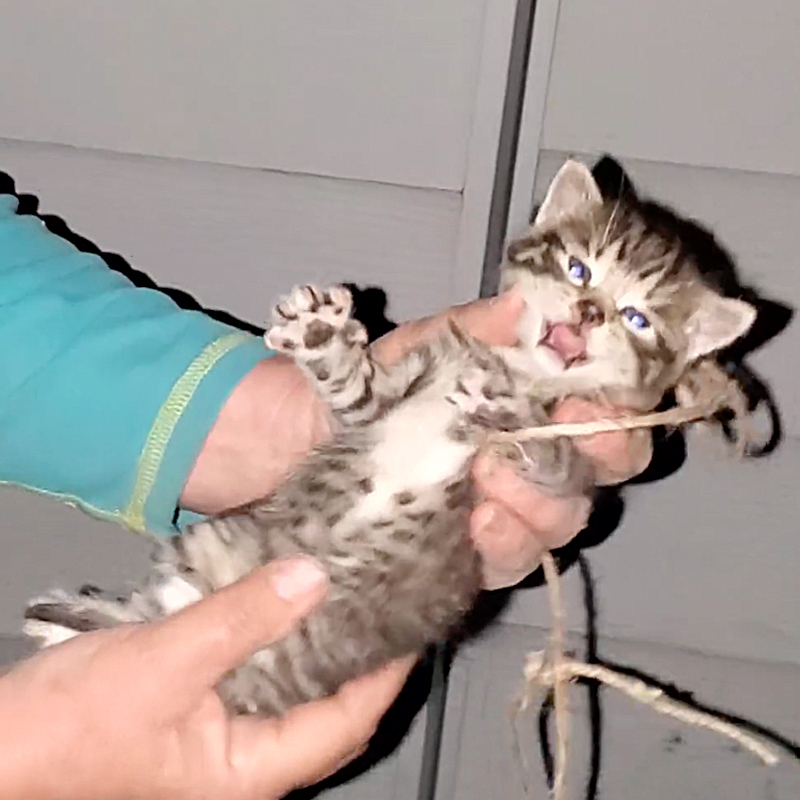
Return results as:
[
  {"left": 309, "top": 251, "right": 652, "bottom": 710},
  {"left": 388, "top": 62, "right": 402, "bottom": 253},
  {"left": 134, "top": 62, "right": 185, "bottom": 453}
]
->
[{"left": 180, "top": 355, "right": 331, "bottom": 515}]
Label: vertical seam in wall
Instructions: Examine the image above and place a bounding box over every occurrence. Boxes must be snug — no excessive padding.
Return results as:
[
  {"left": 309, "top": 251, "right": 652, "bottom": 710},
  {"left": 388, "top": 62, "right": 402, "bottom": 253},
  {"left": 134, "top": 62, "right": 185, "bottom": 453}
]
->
[
  {"left": 504, "top": 0, "right": 564, "bottom": 245},
  {"left": 415, "top": 3, "right": 541, "bottom": 800},
  {"left": 479, "top": 0, "right": 539, "bottom": 298}
]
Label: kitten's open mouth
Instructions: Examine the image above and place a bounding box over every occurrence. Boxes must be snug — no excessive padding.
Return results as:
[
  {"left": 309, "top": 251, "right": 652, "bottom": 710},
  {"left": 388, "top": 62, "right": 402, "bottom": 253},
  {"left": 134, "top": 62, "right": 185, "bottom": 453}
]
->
[{"left": 540, "top": 322, "right": 588, "bottom": 368}]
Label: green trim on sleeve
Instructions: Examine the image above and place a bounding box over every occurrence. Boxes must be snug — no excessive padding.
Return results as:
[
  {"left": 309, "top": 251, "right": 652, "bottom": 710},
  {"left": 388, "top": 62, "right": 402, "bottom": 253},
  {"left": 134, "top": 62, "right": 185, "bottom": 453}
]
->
[
  {"left": 122, "top": 332, "right": 254, "bottom": 532},
  {"left": 136, "top": 334, "right": 274, "bottom": 535}
]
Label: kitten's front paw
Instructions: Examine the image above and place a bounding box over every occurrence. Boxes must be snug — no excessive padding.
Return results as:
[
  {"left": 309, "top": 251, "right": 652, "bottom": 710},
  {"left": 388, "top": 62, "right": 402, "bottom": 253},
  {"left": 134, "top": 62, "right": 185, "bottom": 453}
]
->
[
  {"left": 447, "top": 366, "right": 529, "bottom": 431},
  {"left": 265, "top": 284, "right": 367, "bottom": 355}
]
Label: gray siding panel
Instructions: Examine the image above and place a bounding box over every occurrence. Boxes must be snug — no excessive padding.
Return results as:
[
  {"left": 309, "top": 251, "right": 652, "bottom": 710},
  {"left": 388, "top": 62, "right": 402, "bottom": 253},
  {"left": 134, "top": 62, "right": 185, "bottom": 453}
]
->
[{"left": 541, "top": 0, "right": 800, "bottom": 179}]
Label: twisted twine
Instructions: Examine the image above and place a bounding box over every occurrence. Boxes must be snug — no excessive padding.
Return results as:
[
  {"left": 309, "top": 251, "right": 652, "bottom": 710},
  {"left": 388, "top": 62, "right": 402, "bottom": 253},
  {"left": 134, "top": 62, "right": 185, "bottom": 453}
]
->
[
  {"left": 517, "top": 551, "right": 778, "bottom": 800},
  {"left": 501, "top": 367, "right": 776, "bottom": 798}
]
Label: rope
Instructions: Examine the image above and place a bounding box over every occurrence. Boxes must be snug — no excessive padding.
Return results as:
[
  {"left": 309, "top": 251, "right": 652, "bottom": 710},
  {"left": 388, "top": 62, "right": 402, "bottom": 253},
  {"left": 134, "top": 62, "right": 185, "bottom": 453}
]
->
[{"left": 505, "top": 364, "right": 776, "bottom": 797}]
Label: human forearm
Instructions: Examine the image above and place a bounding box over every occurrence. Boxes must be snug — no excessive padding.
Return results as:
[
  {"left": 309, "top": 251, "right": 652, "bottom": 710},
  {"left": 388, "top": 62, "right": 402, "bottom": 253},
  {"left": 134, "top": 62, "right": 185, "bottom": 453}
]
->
[
  {"left": 180, "top": 355, "right": 330, "bottom": 514},
  {"left": 0, "top": 193, "right": 268, "bottom": 535}
]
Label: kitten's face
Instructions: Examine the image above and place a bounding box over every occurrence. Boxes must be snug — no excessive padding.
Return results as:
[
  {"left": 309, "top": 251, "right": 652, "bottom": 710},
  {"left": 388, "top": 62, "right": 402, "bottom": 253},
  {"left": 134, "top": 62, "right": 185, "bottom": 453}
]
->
[{"left": 500, "top": 160, "right": 756, "bottom": 409}]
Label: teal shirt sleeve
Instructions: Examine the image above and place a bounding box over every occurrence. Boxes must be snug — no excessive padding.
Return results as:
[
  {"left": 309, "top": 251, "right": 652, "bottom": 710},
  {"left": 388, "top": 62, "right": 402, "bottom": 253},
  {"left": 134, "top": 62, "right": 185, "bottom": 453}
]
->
[{"left": 0, "top": 194, "right": 271, "bottom": 535}]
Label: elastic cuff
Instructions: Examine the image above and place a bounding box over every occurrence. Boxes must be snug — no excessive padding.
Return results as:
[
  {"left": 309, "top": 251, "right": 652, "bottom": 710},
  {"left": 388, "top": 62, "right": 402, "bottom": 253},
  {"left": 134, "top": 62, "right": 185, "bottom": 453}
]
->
[{"left": 122, "top": 333, "right": 272, "bottom": 535}]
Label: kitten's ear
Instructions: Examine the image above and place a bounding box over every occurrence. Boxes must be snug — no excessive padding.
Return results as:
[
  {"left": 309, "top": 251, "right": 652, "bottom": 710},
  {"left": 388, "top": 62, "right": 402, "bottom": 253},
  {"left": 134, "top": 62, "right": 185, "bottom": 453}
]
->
[
  {"left": 684, "top": 290, "right": 757, "bottom": 361},
  {"left": 533, "top": 159, "right": 603, "bottom": 230},
  {"left": 592, "top": 155, "right": 638, "bottom": 202}
]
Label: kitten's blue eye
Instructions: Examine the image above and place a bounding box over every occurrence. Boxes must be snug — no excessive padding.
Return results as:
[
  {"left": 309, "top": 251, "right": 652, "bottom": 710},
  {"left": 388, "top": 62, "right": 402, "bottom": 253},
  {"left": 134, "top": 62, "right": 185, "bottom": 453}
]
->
[
  {"left": 621, "top": 306, "right": 650, "bottom": 330},
  {"left": 567, "top": 257, "right": 592, "bottom": 285}
]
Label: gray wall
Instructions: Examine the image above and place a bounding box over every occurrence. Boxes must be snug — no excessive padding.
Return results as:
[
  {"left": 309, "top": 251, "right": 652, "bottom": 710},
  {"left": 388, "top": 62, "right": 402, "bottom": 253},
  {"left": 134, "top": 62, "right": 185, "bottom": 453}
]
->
[
  {"left": 541, "top": 0, "right": 800, "bottom": 178},
  {"left": 0, "top": 0, "right": 487, "bottom": 189}
]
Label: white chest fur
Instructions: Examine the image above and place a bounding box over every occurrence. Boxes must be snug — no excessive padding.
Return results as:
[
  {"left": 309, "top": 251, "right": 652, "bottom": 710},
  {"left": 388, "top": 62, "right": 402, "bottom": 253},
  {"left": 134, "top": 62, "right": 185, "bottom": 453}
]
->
[{"left": 349, "top": 381, "right": 473, "bottom": 524}]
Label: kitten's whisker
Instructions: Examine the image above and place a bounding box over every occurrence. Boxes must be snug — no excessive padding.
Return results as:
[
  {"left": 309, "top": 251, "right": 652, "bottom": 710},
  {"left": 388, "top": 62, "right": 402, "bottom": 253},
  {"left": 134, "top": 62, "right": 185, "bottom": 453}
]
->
[{"left": 600, "top": 194, "right": 622, "bottom": 251}]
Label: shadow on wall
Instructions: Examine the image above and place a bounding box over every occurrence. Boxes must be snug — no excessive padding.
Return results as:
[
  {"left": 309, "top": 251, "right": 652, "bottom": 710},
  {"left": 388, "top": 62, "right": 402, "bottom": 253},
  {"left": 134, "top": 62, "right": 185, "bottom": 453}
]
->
[{"left": 0, "top": 170, "right": 400, "bottom": 342}]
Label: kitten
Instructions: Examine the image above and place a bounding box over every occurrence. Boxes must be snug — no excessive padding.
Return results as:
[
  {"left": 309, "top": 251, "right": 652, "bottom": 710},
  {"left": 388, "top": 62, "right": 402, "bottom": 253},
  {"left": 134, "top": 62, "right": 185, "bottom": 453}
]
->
[{"left": 23, "top": 159, "right": 756, "bottom": 716}]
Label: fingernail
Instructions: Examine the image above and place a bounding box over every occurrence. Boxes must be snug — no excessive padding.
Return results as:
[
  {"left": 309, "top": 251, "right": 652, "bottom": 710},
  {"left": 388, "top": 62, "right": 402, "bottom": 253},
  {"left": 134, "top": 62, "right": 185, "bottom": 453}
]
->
[
  {"left": 473, "top": 503, "right": 498, "bottom": 536},
  {"left": 269, "top": 557, "right": 327, "bottom": 601},
  {"left": 501, "top": 288, "right": 525, "bottom": 311},
  {"left": 473, "top": 456, "right": 496, "bottom": 481}
]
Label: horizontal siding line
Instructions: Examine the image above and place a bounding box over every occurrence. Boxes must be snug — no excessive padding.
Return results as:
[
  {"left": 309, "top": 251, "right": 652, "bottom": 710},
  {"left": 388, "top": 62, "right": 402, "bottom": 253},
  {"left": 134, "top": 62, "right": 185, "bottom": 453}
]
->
[
  {"left": 540, "top": 147, "right": 800, "bottom": 185},
  {"left": 480, "top": 621, "right": 800, "bottom": 672},
  {"left": 0, "top": 136, "right": 464, "bottom": 197}
]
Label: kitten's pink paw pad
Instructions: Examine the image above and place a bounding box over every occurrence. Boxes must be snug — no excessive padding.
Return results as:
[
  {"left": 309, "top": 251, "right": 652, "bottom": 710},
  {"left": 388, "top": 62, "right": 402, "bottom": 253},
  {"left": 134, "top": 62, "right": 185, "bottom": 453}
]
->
[{"left": 265, "top": 284, "right": 365, "bottom": 354}]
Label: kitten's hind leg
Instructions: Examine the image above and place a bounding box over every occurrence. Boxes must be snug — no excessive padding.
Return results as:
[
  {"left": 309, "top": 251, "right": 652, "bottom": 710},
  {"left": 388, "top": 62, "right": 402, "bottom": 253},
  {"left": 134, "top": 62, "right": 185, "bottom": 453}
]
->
[
  {"left": 266, "top": 284, "right": 429, "bottom": 425},
  {"left": 23, "top": 586, "right": 146, "bottom": 648}
]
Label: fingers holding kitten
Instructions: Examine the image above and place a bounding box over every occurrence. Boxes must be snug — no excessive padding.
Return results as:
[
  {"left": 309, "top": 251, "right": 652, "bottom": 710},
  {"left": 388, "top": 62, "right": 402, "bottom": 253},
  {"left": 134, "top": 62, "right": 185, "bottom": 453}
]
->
[
  {"left": 470, "top": 501, "right": 546, "bottom": 590},
  {"left": 469, "top": 397, "right": 654, "bottom": 589},
  {"left": 551, "top": 398, "right": 653, "bottom": 485},
  {"left": 470, "top": 455, "right": 592, "bottom": 589}
]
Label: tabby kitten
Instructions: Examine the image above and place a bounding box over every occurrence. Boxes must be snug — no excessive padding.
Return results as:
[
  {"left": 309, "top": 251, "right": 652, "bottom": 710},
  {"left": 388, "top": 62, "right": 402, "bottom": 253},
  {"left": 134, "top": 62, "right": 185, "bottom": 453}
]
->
[{"left": 24, "top": 159, "right": 756, "bottom": 716}]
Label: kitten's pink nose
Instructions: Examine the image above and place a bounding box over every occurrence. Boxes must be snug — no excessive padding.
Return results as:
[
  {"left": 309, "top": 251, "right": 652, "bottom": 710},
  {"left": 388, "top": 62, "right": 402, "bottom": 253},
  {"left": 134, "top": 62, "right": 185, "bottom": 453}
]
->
[{"left": 545, "top": 323, "right": 587, "bottom": 364}]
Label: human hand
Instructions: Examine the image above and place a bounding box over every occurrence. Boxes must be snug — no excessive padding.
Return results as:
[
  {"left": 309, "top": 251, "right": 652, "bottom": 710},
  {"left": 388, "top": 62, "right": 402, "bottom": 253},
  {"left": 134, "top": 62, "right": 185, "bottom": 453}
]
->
[
  {"left": 0, "top": 558, "right": 414, "bottom": 800},
  {"left": 469, "top": 397, "right": 652, "bottom": 589}
]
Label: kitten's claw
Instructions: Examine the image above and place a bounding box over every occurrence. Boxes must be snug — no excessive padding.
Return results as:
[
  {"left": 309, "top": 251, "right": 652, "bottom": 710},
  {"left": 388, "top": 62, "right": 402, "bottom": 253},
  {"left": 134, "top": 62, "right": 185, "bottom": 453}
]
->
[
  {"left": 447, "top": 363, "right": 528, "bottom": 430},
  {"left": 265, "top": 284, "right": 366, "bottom": 355},
  {"left": 273, "top": 285, "right": 352, "bottom": 324}
]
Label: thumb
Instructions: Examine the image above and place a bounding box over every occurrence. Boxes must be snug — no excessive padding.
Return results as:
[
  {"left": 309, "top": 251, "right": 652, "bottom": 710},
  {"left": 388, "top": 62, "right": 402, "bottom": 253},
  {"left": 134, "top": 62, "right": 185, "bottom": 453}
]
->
[
  {"left": 448, "top": 289, "right": 526, "bottom": 347},
  {"left": 229, "top": 657, "right": 416, "bottom": 798},
  {"left": 149, "top": 556, "right": 327, "bottom": 687}
]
